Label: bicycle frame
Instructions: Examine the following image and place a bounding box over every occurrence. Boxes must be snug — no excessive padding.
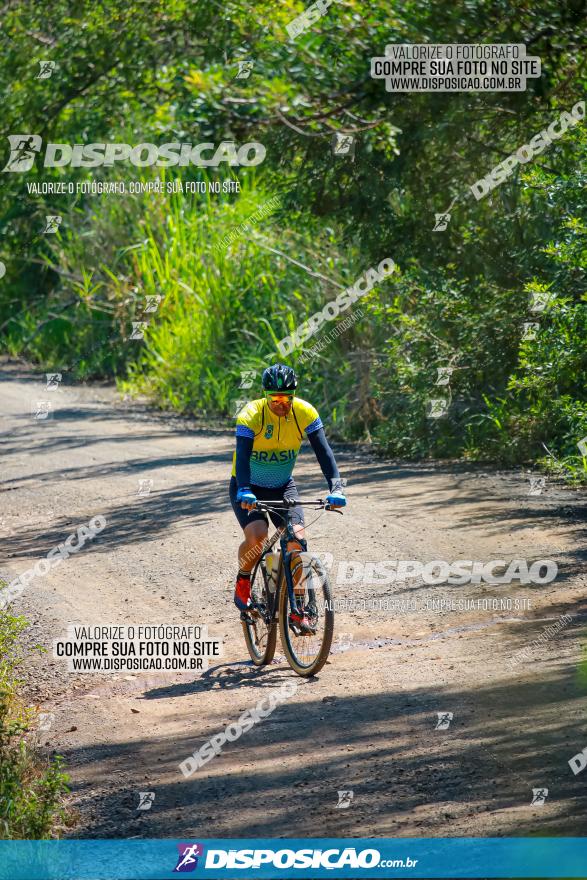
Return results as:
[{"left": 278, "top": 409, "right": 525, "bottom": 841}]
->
[
  {"left": 251, "top": 505, "right": 307, "bottom": 619},
  {"left": 251, "top": 499, "right": 339, "bottom": 619}
]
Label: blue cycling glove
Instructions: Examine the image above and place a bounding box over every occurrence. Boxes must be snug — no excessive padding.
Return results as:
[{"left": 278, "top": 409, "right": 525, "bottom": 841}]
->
[
  {"left": 326, "top": 491, "right": 346, "bottom": 507},
  {"left": 236, "top": 486, "right": 257, "bottom": 506},
  {"left": 326, "top": 478, "right": 346, "bottom": 507}
]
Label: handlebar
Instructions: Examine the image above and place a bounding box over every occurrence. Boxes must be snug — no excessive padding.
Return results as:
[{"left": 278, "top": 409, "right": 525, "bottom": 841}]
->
[{"left": 254, "top": 498, "right": 344, "bottom": 515}]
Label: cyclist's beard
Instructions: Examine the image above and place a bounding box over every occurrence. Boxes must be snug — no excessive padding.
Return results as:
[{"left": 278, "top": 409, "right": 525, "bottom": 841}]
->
[{"left": 269, "top": 402, "right": 292, "bottom": 418}]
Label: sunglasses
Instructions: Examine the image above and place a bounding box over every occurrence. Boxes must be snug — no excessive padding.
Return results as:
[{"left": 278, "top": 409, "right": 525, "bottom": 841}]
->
[{"left": 266, "top": 392, "right": 295, "bottom": 403}]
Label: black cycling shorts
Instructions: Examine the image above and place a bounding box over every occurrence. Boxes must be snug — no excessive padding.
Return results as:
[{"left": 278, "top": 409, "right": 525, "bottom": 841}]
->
[{"left": 229, "top": 476, "right": 304, "bottom": 531}]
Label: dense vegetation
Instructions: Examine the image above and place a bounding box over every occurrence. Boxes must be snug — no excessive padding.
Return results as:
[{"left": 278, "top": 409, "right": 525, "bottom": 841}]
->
[
  {"left": 0, "top": 606, "right": 69, "bottom": 838},
  {"left": 0, "top": 0, "right": 585, "bottom": 478}
]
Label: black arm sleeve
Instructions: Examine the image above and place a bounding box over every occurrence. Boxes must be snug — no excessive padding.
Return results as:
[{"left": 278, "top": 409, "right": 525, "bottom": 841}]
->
[
  {"left": 307, "top": 427, "right": 343, "bottom": 492},
  {"left": 235, "top": 434, "right": 253, "bottom": 488}
]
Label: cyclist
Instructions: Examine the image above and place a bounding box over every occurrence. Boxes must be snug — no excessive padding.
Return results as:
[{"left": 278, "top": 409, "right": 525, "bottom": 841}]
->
[{"left": 230, "top": 363, "right": 346, "bottom": 616}]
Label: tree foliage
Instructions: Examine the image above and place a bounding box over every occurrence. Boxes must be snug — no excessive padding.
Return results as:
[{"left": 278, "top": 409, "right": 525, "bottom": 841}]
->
[{"left": 0, "top": 0, "right": 586, "bottom": 475}]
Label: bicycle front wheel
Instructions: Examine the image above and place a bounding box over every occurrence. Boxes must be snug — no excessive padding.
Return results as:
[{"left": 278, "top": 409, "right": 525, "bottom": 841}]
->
[
  {"left": 241, "top": 561, "right": 277, "bottom": 666},
  {"left": 278, "top": 552, "right": 334, "bottom": 677}
]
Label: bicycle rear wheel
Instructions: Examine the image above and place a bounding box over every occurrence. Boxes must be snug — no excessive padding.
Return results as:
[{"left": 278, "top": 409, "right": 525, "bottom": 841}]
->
[
  {"left": 278, "top": 552, "right": 334, "bottom": 677},
  {"left": 241, "top": 559, "right": 277, "bottom": 666}
]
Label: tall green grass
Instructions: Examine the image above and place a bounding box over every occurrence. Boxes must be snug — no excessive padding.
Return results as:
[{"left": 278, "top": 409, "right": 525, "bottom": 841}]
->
[
  {"left": 16, "top": 167, "right": 361, "bottom": 421},
  {"left": 121, "top": 175, "right": 361, "bottom": 417},
  {"left": 2, "top": 166, "right": 371, "bottom": 431},
  {"left": 0, "top": 606, "right": 69, "bottom": 839}
]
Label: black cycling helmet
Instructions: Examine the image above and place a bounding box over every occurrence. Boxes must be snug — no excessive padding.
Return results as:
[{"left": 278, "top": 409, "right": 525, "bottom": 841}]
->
[{"left": 262, "top": 363, "right": 298, "bottom": 392}]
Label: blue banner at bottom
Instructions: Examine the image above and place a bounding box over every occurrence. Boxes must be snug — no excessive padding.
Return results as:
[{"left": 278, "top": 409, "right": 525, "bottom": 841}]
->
[{"left": 0, "top": 838, "right": 586, "bottom": 880}]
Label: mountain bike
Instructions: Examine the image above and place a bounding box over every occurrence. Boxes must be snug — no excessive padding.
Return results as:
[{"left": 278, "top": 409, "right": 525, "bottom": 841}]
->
[{"left": 240, "top": 498, "right": 339, "bottom": 677}]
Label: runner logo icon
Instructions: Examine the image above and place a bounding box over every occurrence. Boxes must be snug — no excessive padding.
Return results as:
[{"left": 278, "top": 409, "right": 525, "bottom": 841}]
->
[
  {"left": 2, "top": 135, "right": 42, "bottom": 172},
  {"left": 174, "top": 843, "right": 204, "bottom": 872}
]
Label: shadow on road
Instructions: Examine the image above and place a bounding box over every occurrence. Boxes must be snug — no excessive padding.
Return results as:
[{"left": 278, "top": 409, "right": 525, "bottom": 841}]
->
[{"left": 60, "top": 662, "right": 587, "bottom": 839}]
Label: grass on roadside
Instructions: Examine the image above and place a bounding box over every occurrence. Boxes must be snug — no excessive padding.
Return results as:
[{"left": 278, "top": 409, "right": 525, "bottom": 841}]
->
[{"left": 0, "top": 603, "right": 69, "bottom": 839}]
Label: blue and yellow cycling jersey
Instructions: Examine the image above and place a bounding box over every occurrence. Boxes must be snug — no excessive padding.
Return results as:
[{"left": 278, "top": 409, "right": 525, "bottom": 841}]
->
[{"left": 231, "top": 397, "right": 323, "bottom": 488}]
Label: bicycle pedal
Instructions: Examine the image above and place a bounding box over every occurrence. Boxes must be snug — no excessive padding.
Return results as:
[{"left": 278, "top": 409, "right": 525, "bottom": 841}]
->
[{"left": 289, "top": 615, "right": 317, "bottom": 636}]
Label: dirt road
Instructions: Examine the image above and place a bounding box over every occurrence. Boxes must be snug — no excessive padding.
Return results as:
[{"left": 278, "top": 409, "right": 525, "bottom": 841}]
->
[{"left": 1, "top": 359, "right": 586, "bottom": 839}]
